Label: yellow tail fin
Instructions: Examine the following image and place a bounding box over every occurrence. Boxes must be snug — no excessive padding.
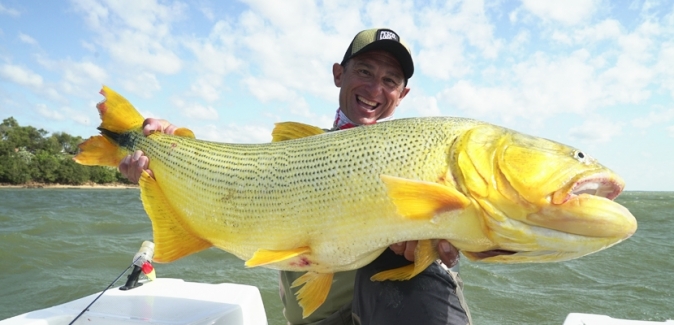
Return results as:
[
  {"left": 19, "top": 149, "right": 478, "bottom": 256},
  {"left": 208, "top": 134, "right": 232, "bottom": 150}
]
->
[
  {"left": 73, "top": 135, "right": 128, "bottom": 167},
  {"left": 73, "top": 86, "right": 146, "bottom": 166},
  {"left": 97, "top": 85, "right": 145, "bottom": 133}
]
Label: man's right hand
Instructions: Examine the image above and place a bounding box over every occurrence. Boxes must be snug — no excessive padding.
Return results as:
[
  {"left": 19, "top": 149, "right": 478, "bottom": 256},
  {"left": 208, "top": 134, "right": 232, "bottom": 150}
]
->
[{"left": 118, "top": 118, "right": 176, "bottom": 184}]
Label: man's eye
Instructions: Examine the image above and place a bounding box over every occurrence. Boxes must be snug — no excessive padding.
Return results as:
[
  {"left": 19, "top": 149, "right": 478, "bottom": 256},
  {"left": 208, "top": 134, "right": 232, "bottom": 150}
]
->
[{"left": 358, "top": 69, "right": 371, "bottom": 76}]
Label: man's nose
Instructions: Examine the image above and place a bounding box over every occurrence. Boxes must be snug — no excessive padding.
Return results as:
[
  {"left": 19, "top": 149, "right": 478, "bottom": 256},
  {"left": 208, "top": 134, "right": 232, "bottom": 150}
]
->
[{"left": 364, "top": 77, "right": 384, "bottom": 94}]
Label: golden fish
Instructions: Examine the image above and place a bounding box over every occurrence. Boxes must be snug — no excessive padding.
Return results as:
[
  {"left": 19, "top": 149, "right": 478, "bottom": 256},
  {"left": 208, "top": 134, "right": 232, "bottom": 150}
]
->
[{"left": 75, "top": 86, "right": 637, "bottom": 318}]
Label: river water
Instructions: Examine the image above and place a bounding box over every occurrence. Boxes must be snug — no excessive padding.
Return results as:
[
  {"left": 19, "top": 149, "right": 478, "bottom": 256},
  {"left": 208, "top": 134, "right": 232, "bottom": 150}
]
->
[{"left": 0, "top": 189, "right": 672, "bottom": 324}]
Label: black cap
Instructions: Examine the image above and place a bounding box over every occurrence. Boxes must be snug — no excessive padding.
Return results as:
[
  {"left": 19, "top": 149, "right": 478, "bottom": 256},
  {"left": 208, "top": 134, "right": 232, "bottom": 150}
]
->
[{"left": 341, "top": 28, "right": 414, "bottom": 79}]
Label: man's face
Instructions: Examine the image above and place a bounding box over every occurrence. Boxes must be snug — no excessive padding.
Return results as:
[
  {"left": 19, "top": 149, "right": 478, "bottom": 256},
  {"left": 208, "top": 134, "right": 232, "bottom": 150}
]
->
[{"left": 333, "top": 50, "right": 410, "bottom": 125}]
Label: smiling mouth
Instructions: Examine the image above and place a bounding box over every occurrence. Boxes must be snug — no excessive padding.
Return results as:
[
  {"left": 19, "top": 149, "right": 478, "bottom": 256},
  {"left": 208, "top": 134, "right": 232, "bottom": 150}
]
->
[{"left": 357, "top": 95, "right": 379, "bottom": 110}]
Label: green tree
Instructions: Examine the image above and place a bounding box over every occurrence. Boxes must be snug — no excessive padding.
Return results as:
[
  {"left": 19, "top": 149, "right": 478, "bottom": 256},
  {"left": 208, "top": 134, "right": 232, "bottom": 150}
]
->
[
  {"left": 55, "top": 158, "right": 90, "bottom": 185},
  {"left": 0, "top": 117, "right": 49, "bottom": 153},
  {"left": 0, "top": 154, "right": 32, "bottom": 184},
  {"left": 51, "top": 132, "right": 84, "bottom": 155},
  {"left": 89, "top": 166, "right": 119, "bottom": 183},
  {"left": 32, "top": 150, "right": 61, "bottom": 183}
]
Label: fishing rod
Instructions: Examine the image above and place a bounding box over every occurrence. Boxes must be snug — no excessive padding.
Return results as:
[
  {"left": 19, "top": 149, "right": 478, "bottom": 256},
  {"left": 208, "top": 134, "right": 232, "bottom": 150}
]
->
[{"left": 69, "top": 241, "right": 155, "bottom": 325}]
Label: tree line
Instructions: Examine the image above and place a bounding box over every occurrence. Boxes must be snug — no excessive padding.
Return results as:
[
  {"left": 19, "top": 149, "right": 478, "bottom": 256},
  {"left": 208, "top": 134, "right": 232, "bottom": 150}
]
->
[{"left": 0, "top": 117, "right": 130, "bottom": 185}]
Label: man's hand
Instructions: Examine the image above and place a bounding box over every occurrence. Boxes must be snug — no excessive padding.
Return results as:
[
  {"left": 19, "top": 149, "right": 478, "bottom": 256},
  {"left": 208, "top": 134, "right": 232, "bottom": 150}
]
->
[
  {"left": 389, "top": 240, "right": 460, "bottom": 268},
  {"left": 118, "top": 118, "right": 176, "bottom": 184}
]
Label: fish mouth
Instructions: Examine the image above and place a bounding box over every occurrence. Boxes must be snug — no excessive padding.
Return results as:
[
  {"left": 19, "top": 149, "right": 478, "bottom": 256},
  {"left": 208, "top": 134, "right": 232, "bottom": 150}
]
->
[
  {"left": 525, "top": 171, "right": 635, "bottom": 238},
  {"left": 465, "top": 250, "right": 517, "bottom": 260},
  {"left": 552, "top": 172, "right": 624, "bottom": 205}
]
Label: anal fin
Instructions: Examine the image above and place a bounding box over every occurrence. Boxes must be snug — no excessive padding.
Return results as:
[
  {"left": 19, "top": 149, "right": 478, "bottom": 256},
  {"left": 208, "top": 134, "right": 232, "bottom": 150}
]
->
[
  {"left": 245, "top": 247, "right": 311, "bottom": 267},
  {"left": 371, "top": 240, "right": 438, "bottom": 281},
  {"left": 140, "top": 171, "right": 211, "bottom": 262},
  {"left": 291, "top": 272, "right": 334, "bottom": 319}
]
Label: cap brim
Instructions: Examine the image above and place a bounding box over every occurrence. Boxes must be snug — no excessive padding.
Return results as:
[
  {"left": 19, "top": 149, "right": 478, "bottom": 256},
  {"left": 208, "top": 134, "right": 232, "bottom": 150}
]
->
[{"left": 350, "top": 40, "right": 414, "bottom": 79}]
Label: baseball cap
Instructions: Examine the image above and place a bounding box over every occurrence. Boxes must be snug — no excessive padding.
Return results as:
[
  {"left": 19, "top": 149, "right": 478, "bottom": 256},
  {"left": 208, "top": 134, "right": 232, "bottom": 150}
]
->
[{"left": 341, "top": 28, "right": 414, "bottom": 79}]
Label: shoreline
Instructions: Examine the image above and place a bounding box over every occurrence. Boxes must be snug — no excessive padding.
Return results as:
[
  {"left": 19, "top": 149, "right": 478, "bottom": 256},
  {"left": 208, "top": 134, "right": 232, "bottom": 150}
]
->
[{"left": 0, "top": 182, "right": 139, "bottom": 189}]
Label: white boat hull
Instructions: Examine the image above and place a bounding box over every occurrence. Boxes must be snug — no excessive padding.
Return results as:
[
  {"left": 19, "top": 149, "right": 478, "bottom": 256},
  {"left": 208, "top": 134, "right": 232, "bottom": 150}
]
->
[{"left": 0, "top": 278, "right": 267, "bottom": 325}]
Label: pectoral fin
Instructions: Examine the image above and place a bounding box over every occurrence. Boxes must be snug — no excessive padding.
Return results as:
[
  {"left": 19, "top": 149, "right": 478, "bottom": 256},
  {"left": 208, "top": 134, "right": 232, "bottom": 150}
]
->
[
  {"left": 272, "top": 122, "right": 325, "bottom": 142},
  {"left": 380, "top": 175, "right": 471, "bottom": 220},
  {"left": 371, "top": 240, "right": 438, "bottom": 281},
  {"left": 140, "top": 171, "right": 211, "bottom": 262},
  {"left": 291, "top": 272, "right": 334, "bottom": 319},
  {"left": 245, "top": 247, "right": 311, "bottom": 267}
]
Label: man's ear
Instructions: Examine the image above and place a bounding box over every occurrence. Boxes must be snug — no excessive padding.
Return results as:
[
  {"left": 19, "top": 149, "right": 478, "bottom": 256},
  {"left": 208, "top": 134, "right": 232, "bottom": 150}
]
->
[{"left": 333, "top": 63, "right": 344, "bottom": 87}]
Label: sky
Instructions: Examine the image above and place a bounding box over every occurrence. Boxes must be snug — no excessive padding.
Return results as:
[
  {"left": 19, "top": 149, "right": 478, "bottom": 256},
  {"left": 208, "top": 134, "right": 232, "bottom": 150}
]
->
[{"left": 0, "top": 0, "right": 672, "bottom": 191}]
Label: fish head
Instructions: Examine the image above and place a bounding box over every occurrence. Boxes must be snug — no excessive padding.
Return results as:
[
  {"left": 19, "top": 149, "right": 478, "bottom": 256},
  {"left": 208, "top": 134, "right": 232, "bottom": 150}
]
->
[{"left": 452, "top": 124, "right": 637, "bottom": 263}]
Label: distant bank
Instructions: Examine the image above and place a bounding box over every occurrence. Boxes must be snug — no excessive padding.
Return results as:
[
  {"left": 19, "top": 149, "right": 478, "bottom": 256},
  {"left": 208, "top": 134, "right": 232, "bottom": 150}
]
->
[{"left": 0, "top": 182, "right": 138, "bottom": 189}]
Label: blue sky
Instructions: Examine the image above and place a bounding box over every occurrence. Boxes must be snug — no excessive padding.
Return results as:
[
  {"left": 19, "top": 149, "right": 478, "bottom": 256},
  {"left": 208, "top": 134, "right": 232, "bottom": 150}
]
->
[{"left": 0, "top": 0, "right": 672, "bottom": 191}]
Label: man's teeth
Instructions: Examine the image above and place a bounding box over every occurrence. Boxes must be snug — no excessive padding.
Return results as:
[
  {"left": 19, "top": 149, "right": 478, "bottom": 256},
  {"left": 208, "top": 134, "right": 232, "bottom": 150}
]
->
[{"left": 357, "top": 95, "right": 378, "bottom": 108}]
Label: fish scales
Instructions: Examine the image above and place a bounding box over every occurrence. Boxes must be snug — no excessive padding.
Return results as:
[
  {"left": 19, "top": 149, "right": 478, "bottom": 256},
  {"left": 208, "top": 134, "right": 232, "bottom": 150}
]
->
[{"left": 123, "top": 117, "right": 481, "bottom": 270}]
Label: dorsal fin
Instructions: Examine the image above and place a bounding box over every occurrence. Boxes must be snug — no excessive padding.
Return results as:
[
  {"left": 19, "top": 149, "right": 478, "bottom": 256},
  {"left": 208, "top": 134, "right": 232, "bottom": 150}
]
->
[{"left": 272, "top": 122, "right": 325, "bottom": 142}]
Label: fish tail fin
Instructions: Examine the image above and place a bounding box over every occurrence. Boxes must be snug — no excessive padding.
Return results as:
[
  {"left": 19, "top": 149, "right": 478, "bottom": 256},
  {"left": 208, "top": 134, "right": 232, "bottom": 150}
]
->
[
  {"left": 73, "top": 135, "right": 129, "bottom": 167},
  {"left": 97, "top": 85, "right": 145, "bottom": 134},
  {"left": 73, "top": 86, "right": 146, "bottom": 167}
]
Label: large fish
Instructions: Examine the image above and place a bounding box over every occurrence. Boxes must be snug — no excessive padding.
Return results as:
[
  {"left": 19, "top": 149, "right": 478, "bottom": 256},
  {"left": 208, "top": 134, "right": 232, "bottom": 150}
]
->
[{"left": 75, "top": 86, "right": 637, "bottom": 318}]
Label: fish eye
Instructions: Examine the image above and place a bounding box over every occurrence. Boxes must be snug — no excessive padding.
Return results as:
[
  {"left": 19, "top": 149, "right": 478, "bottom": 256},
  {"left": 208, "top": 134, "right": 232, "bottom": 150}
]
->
[{"left": 573, "top": 150, "right": 596, "bottom": 165}]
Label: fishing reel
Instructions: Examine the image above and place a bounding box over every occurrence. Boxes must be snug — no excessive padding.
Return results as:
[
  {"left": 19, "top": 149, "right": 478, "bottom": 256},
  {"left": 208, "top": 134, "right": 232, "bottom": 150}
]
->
[{"left": 120, "top": 241, "right": 156, "bottom": 291}]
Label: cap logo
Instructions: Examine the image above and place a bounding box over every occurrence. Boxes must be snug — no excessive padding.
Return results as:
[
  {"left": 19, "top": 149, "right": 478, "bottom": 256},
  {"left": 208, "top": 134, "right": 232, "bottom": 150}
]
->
[{"left": 377, "top": 30, "right": 399, "bottom": 42}]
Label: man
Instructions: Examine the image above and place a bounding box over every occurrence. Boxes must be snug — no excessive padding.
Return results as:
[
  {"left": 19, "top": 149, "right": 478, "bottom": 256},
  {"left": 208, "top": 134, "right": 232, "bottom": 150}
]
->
[{"left": 119, "top": 28, "right": 472, "bottom": 325}]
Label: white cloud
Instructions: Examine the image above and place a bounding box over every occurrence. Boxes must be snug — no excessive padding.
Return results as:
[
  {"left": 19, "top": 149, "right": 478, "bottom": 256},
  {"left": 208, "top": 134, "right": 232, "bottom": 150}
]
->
[
  {"left": 172, "top": 97, "right": 219, "bottom": 120},
  {"left": 668, "top": 125, "right": 674, "bottom": 137},
  {"left": 520, "top": 0, "right": 601, "bottom": 25},
  {"left": 18, "top": 32, "right": 37, "bottom": 45},
  {"left": 120, "top": 72, "right": 161, "bottom": 98},
  {"left": 35, "top": 103, "right": 64, "bottom": 120},
  {"left": 568, "top": 117, "right": 623, "bottom": 143},
  {"left": 656, "top": 41, "right": 674, "bottom": 97},
  {"left": 188, "top": 76, "right": 222, "bottom": 103},
  {"left": 0, "top": 64, "right": 43, "bottom": 88},
  {"left": 570, "top": 19, "right": 623, "bottom": 44},
  {"left": 71, "top": 0, "right": 184, "bottom": 75},
  {"left": 399, "top": 94, "right": 441, "bottom": 117},
  {"left": 631, "top": 109, "right": 674, "bottom": 128},
  {"left": 105, "top": 30, "right": 182, "bottom": 74},
  {"left": 438, "top": 80, "right": 516, "bottom": 121},
  {"left": 200, "top": 123, "right": 271, "bottom": 143},
  {"left": 34, "top": 55, "right": 109, "bottom": 98},
  {"left": 183, "top": 33, "right": 242, "bottom": 77},
  {"left": 414, "top": 1, "right": 501, "bottom": 80},
  {"left": 0, "top": 3, "right": 19, "bottom": 16},
  {"left": 62, "top": 61, "right": 108, "bottom": 94}
]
